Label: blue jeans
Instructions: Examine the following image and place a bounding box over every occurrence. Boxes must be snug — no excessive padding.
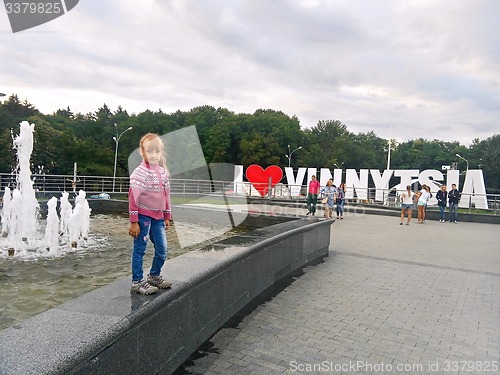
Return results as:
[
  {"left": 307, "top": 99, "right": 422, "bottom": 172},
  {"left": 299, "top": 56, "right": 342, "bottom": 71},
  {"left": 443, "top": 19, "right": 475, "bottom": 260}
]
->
[
  {"left": 439, "top": 205, "right": 446, "bottom": 220},
  {"left": 131, "top": 214, "right": 168, "bottom": 282},
  {"left": 449, "top": 203, "right": 458, "bottom": 222},
  {"left": 336, "top": 200, "right": 344, "bottom": 216}
]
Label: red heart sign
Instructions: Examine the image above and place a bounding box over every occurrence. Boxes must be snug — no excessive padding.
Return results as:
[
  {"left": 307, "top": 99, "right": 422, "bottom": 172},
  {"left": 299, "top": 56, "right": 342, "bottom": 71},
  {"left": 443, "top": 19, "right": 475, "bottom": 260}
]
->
[{"left": 246, "top": 165, "right": 283, "bottom": 197}]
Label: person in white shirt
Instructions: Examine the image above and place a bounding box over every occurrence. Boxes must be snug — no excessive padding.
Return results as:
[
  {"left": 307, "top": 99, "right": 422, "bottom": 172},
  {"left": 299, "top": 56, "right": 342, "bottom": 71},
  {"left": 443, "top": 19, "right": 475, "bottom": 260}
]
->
[
  {"left": 416, "top": 185, "right": 430, "bottom": 224},
  {"left": 399, "top": 185, "right": 414, "bottom": 225}
]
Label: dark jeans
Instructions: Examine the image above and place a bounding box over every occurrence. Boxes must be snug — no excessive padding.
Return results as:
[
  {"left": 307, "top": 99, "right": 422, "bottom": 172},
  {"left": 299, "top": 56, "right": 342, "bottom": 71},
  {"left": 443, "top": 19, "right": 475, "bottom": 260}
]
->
[
  {"left": 307, "top": 193, "right": 318, "bottom": 213},
  {"left": 439, "top": 205, "right": 446, "bottom": 220},
  {"left": 449, "top": 203, "right": 458, "bottom": 222}
]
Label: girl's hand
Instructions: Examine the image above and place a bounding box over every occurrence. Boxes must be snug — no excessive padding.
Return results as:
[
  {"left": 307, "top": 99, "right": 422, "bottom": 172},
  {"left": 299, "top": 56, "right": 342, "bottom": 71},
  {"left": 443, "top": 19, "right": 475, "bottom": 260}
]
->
[
  {"left": 165, "top": 220, "right": 170, "bottom": 229},
  {"left": 129, "top": 222, "right": 140, "bottom": 238}
]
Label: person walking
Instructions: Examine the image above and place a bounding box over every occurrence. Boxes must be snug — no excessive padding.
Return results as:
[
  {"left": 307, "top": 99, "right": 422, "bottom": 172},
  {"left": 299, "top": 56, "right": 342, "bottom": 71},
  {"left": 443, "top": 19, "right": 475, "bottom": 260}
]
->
[
  {"left": 448, "top": 183, "right": 460, "bottom": 223},
  {"left": 335, "top": 182, "right": 346, "bottom": 219},
  {"left": 436, "top": 184, "right": 447, "bottom": 222},
  {"left": 399, "top": 185, "right": 414, "bottom": 225},
  {"left": 320, "top": 179, "right": 336, "bottom": 219},
  {"left": 129, "top": 133, "right": 173, "bottom": 295},
  {"left": 306, "top": 175, "right": 321, "bottom": 216}
]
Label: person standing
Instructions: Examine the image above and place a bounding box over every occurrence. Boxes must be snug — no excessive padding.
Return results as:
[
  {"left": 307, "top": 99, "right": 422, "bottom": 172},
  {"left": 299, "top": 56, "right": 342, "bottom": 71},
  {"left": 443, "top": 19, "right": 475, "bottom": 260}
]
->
[
  {"left": 306, "top": 175, "right": 321, "bottom": 216},
  {"left": 336, "top": 182, "right": 346, "bottom": 219},
  {"left": 436, "top": 184, "right": 447, "bottom": 223},
  {"left": 320, "top": 179, "right": 336, "bottom": 219},
  {"left": 416, "top": 185, "right": 430, "bottom": 224},
  {"left": 129, "top": 133, "right": 173, "bottom": 295},
  {"left": 448, "top": 183, "right": 460, "bottom": 223},
  {"left": 399, "top": 185, "right": 414, "bottom": 225}
]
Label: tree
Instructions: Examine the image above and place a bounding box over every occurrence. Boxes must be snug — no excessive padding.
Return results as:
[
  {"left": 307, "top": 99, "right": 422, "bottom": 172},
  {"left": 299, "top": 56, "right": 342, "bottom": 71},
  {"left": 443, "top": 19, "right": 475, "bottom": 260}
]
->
[{"left": 0, "top": 94, "right": 498, "bottom": 192}]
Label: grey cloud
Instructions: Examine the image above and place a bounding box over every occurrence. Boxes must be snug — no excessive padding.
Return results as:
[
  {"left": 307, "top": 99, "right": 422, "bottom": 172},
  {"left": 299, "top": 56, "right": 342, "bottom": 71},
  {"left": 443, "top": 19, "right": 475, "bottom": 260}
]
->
[{"left": 1, "top": 0, "right": 499, "bottom": 145}]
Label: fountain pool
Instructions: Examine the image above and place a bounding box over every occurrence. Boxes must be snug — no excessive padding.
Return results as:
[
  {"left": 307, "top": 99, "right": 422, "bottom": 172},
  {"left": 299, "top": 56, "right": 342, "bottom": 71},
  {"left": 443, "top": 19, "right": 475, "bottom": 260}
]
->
[{"left": 0, "top": 213, "right": 243, "bottom": 331}]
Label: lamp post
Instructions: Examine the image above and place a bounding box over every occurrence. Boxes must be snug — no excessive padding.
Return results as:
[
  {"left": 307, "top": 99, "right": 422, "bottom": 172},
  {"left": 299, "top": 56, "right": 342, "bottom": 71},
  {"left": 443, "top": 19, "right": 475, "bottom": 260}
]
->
[
  {"left": 285, "top": 145, "right": 303, "bottom": 168},
  {"left": 113, "top": 124, "right": 133, "bottom": 192},
  {"left": 456, "top": 153, "right": 469, "bottom": 172},
  {"left": 334, "top": 162, "right": 344, "bottom": 169}
]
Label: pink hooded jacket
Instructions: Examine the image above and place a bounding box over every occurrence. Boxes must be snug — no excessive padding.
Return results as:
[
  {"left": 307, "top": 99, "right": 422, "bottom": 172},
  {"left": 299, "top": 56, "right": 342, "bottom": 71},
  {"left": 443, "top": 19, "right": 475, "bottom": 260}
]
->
[{"left": 128, "top": 161, "right": 172, "bottom": 222}]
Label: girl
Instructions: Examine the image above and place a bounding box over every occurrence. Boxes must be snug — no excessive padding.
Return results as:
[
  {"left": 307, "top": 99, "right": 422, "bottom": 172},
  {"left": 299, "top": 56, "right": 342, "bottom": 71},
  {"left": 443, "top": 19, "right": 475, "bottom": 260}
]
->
[
  {"left": 336, "top": 182, "right": 346, "bottom": 219},
  {"left": 416, "top": 184, "right": 430, "bottom": 224},
  {"left": 129, "top": 133, "right": 172, "bottom": 295},
  {"left": 399, "top": 185, "right": 414, "bottom": 225},
  {"left": 436, "top": 184, "right": 447, "bottom": 222},
  {"left": 320, "top": 179, "right": 336, "bottom": 219}
]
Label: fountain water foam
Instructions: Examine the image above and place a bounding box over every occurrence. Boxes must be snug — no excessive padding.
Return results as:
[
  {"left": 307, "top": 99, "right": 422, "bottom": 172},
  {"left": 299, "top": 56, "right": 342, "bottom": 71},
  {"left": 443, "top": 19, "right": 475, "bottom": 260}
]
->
[{"left": 0, "top": 121, "right": 91, "bottom": 258}]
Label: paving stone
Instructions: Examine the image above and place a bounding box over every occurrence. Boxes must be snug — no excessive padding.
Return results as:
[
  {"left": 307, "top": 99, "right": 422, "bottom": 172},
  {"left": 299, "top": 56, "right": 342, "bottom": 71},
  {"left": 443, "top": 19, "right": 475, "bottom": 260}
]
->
[{"left": 176, "top": 213, "right": 499, "bottom": 375}]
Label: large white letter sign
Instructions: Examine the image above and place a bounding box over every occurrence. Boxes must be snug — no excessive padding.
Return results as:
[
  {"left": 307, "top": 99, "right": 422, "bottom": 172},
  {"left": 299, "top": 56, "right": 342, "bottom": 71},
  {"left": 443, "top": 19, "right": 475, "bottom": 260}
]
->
[
  {"left": 446, "top": 169, "right": 460, "bottom": 190},
  {"left": 370, "top": 169, "right": 393, "bottom": 202},
  {"left": 345, "top": 169, "right": 369, "bottom": 200},
  {"left": 319, "top": 168, "right": 333, "bottom": 187},
  {"left": 394, "top": 170, "right": 420, "bottom": 192},
  {"left": 459, "top": 170, "right": 488, "bottom": 209},
  {"left": 319, "top": 168, "right": 343, "bottom": 187},
  {"left": 285, "top": 167, "right": 307, "bottom": 197}
]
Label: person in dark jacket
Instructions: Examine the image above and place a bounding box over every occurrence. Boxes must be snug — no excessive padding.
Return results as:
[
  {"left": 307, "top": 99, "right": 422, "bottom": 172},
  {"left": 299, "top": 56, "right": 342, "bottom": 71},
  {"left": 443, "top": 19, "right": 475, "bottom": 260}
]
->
[
  {"left": 436, "top": 184, "right": 447, "bottom": 222},
  {"left": 448, "top": 183, "right": 460, "bottom": 223}
]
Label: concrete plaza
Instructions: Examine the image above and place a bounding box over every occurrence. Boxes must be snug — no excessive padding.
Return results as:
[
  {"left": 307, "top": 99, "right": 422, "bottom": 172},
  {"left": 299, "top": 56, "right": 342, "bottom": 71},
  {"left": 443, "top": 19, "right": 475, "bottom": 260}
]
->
[{"left": 176, "top": 210, "right": 500, "bottom": 374}]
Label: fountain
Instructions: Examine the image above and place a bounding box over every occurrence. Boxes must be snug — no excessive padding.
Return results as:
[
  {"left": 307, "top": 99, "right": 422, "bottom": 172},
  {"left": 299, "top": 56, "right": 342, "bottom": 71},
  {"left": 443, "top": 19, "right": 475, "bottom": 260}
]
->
[
  {"left": 0, "top": 121, "right": 90, "bottom": 258},
  {"left": 0, "top": 122, "right": 251, "bottom": 331}
]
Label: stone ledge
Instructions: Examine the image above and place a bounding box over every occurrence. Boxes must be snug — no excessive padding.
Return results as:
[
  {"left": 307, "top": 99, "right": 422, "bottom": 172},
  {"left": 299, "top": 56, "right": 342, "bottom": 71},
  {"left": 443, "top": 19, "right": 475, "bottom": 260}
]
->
[{"left": 0, "top": 216, "right": 333, "bottom": 375}]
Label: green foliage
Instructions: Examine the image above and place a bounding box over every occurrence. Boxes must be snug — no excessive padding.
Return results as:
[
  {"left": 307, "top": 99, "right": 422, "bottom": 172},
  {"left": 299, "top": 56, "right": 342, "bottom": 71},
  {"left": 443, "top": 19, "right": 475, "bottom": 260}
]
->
[{"left": 0, "top": 95, "right": 498, "bottom": 190}]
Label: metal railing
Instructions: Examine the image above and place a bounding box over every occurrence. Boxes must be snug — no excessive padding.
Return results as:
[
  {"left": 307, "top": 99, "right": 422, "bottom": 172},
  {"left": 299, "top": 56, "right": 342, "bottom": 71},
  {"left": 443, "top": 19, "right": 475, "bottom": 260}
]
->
[{"left": 0, "top": 173, "right": 498, "bottom": 214}]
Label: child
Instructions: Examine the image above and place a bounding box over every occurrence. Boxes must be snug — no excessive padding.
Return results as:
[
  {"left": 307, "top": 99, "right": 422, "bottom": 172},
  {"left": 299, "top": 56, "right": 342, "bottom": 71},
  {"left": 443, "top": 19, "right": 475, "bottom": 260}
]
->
[{"left": 129, "top": 133, "right": 172, "bottom": 294}]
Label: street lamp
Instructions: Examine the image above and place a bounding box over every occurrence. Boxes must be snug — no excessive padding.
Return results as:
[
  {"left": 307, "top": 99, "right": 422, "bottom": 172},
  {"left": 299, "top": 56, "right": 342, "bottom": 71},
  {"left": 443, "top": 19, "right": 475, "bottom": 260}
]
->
[
  {"left": 334, "top": 162, "right": 344, "bottom": 169},
  {"left": 285, "top": 145, "right": 303, "bottom": 168},
  {"left": 113, "top": 124, "right": 133, "bottom": 192},
  {"left": 456, "top": 153, "right": 469, "bottom": 171}
]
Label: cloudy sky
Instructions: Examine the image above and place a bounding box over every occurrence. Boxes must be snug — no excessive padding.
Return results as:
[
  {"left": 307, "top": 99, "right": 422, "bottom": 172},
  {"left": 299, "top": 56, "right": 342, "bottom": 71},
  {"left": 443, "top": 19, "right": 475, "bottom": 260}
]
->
[{"left": 1, "top": 0, "right": 499, "bottom": 145}]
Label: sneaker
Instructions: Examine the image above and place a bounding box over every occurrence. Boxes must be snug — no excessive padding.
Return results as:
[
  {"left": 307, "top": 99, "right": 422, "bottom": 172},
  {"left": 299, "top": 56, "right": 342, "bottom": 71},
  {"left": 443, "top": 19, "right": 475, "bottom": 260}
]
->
[
  {"left": 400, "top": 222, "right": 403, "bottom": 225},
  {"left": 147, "top": 274, "right": 172, "bottom": 289},
  {"left": 306, "top": 211, "right": 310, "bottom": 215},
  {"left": 131, "top": 280, "right": 158, "bottom": 295}
]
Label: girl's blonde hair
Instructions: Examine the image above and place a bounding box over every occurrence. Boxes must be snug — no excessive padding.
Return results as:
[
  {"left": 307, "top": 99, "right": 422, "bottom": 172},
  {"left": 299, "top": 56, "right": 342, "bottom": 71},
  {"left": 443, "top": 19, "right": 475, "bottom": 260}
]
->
[{"left": 139, "top": 133, "right": 166, "bottom": 167}]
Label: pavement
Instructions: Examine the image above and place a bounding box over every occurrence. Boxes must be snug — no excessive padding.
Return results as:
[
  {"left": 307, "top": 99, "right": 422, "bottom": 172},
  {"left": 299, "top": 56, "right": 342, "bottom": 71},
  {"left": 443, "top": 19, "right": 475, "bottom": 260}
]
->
[{"left": 174, "top": 207, "right": 500, "bottom": 375}]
